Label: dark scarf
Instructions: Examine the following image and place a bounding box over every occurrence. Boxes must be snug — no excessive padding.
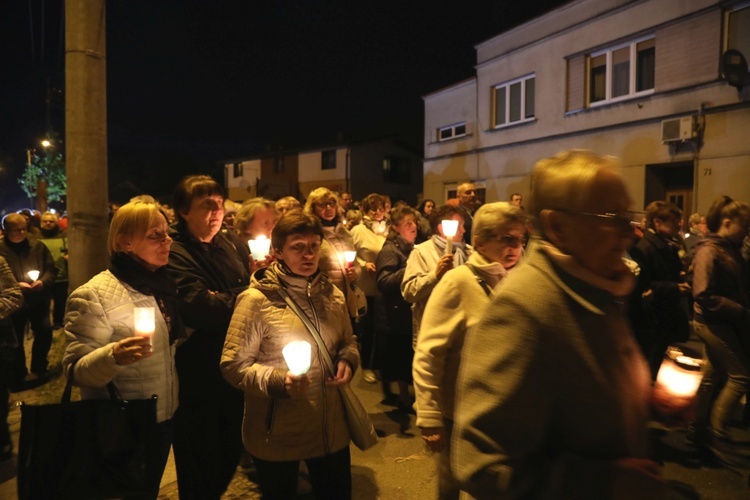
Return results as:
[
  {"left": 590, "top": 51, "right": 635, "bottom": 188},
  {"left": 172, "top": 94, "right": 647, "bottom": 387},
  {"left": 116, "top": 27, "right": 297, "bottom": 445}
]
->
[{"left": 109, "top": 253, "right": 186, "bottom": 344}]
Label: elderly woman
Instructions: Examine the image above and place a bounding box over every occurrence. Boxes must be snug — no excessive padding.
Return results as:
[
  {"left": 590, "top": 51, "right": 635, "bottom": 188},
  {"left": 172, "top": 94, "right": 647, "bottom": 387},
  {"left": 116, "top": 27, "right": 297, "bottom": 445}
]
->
[
  {"left": 304, "top": 188, "right": 359, "bottom": 294},
  {"left": 221, "top": 210, "right": 359, "bottom": 499},
  {"left": 376, "top": 205, "right": 419, "bottom": 410},
  {"left": 63, "top": 201, "right": 182, "bottom": 498},
  {"left": 453, "top": 150, "right": 670, "bottom": 498},
  {"left": 402, "top": 204, "right": 471, "bottom": 347},
  {"left": 412, "top": 202, "right": 526, "bottom": 499}
]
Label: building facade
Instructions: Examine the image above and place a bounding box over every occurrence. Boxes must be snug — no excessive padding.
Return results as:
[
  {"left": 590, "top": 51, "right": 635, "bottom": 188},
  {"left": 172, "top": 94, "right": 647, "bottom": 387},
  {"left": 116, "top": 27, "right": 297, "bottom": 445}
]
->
[{"left": 423, "top": 0, "right": 750, "bottom": 214}]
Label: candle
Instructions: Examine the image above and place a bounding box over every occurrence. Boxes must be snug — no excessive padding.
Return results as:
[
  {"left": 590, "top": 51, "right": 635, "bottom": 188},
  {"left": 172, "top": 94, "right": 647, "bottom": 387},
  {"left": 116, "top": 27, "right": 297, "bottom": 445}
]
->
[
  {"left": 27, "top": 270, "right": 40, "bottom": 282},
  {"left": 653, "top": 348, "right": 703, "bottom": 414},
  {"left": 133, "top": 307, "right": 156, "bottom": 347},
  {"left": 248, "top": 235, "right": 271, "bottom": 261},
  {"left": 343, "top": 251, "right": 357, "bottom": 268},
  {"left": 441, "top": 219, "right": 459, "bottom": 255},
  {"left": 282, "top": 340, "right": 311, "bottom": 376}
]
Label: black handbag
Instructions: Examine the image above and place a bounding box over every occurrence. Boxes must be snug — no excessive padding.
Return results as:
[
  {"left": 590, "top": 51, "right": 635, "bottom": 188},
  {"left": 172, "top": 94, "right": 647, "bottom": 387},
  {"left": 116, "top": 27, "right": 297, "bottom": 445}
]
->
[{"left": 17, "top": 364, "right": 158, "bottom": 500}]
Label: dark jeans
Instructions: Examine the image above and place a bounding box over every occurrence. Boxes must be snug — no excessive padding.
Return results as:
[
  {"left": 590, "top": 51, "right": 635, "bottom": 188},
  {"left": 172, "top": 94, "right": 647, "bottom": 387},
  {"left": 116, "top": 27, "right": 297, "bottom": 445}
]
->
[
  {"left": 125, "top": 418, "right": 174, "bottom": 500},
  {"left": 252, "top": 446, "right": 352, "bottom": 500},
  {"left": 172, "top": 390, "right": 244, "bottom": 500},
  {"left": 11, "top": 297, "right": 53, "bottom": 380},
  {"left": 52, "top": 281, "right": 69, "bottom": 326},
  {"left": 0, "top": 346, "right": 14, "bottom": 448}
]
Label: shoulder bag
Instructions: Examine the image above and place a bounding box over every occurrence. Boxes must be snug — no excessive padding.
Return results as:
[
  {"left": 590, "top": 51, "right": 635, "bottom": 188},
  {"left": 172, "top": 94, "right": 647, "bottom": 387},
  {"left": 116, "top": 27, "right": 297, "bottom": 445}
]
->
[{"left": 277, "top": 286, "right": 378, "bottom": 451}]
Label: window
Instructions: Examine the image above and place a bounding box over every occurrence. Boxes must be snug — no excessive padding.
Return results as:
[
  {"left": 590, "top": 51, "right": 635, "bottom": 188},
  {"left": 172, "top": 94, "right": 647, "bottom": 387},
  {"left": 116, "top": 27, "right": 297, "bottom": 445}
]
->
[
  {"left": 726, "top": 3, "right": 750, "bottom": 69},
  {"left": 274, "top": 156, "right": 285, "bottom": 174},
  {"left": 438, "top": 122, "right": 467, "bottom": 141},
  {"left": 588, "top": 36, "right": 655, "bottom": 105},
  {"left": 233, "top": 163, "right": 243, "bottom": 177},
  {"left": 321, "top": 150, "right": 336, "bottom": 170},
  {"left": 383, "top": 157, "right": 411, "bottom": 184},
  {"left": 492, "top": 74, "right": 535, "bottom": 128}
]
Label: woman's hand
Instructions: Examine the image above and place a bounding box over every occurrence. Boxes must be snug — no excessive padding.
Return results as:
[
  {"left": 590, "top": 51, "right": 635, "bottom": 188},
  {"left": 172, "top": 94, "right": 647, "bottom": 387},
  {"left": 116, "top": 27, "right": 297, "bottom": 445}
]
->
[
  {"left": 435, "top": 254, "right": 454, "bottom": 279},
  {"left": 285, "top": 372, "right": 311, "bottom": 396},
  {"left": 421, "top": 427, "right": 447, "bottom": 452},
  {"left": 113, "top": 336, "right": 153, "bottom": 366},
  {"left": 326, "top": 360, "right": 353, "bottom": 387},
  {"left": 249, "top": 254, "right": 274, "bottom": 274},
  {"left": 344, "top": 266, "right": 357, "bottom": 283},
  {"left": 365, "top": 262, "right": 377, "bottom": 274}
]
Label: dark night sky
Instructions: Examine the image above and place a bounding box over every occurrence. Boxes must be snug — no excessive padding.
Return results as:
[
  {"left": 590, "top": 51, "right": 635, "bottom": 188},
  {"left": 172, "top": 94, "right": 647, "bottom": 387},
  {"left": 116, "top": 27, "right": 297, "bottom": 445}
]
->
[{"left": 1, "top": 0, "right": 568, "bottom": 209}]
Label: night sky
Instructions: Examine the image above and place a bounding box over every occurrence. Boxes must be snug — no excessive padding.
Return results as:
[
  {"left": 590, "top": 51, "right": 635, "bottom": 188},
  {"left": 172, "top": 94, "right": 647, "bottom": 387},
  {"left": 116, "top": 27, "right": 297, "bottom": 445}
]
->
[{"left": 1, "top": 0, "right": 568, "bottom": 210}]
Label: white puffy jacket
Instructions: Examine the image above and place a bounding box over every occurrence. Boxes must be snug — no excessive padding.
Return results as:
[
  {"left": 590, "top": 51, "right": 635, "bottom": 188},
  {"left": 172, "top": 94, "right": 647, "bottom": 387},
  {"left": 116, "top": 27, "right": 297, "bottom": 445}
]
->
[{"left": 63, "top": 270, "right": 178, "bottom": 423}]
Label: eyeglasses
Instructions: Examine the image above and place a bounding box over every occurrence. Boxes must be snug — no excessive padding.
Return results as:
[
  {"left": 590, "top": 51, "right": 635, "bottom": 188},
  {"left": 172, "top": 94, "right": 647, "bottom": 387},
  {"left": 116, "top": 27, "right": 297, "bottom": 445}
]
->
[
  {"left": 490, "top": 234, "right": 525, "bottom": 247},
  {"left": 555, "top": 209, "right": 641, "bottom": 229},
  {"left": 315, "top": 200, "right": 337, "bottom": 209}
]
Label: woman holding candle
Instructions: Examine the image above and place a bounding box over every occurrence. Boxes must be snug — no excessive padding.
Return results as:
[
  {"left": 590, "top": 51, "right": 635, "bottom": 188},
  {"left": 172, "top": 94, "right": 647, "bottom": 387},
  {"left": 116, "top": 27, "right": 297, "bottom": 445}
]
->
[
  {"left": 221, "top": 209, "right": 359, "bottom": 499},
  {"left": 304, "top": 187, "right": 359, "bottom": 294},
  {"left": 402, "top": 204, "right": 470, "bottom": 347},
  {"left": 452, "top": 150, "right": 671, "bottom": 498},
  {"left": 63, "top": 201, "right": 182, "bottom": 499},
  {"left": 234, "top": 197, "right": 277, "bottom": 273},
  {"left": 690, "top": 196, "right": 750, "bottom": 456}
]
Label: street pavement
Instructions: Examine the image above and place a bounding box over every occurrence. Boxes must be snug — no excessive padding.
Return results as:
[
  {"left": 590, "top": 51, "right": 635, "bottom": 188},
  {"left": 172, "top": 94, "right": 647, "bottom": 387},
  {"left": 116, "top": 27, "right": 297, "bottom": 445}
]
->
[{"left": 2, "top": 328, "right": 750, "bottom": 498}]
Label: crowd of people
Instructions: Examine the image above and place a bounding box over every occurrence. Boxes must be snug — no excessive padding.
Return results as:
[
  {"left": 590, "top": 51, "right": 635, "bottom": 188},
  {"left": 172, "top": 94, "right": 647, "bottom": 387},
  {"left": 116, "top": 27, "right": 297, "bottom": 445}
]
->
[{"left": 1, "top": 148, "right": 749, "bottom": 498}]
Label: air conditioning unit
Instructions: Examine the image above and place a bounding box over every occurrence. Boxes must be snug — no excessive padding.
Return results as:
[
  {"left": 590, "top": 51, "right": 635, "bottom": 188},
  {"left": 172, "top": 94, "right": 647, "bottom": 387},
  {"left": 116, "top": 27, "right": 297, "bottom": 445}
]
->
[{"left": 661, "top": 116, "right": 696, "bottom": 143}]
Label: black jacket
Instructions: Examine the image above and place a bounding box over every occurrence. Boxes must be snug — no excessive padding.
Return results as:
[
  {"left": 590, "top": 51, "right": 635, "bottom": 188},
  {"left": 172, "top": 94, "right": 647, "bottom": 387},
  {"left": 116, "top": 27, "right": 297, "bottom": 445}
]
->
[
  {"left": 376, "top": 235, "right": 413, "bottom": 336},
  {"left": 0, "top": 238, "right": 57, "bottom": 307}
]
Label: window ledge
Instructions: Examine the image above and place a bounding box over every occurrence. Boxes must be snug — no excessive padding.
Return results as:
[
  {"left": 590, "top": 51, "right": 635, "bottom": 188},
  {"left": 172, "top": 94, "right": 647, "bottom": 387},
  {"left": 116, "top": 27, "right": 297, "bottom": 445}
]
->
[
  {"left": 487, "top": 117, "right": 537, "bottom": 132},
  {"left": 428, "top": 133, "right": 473, "bottom": 146}
]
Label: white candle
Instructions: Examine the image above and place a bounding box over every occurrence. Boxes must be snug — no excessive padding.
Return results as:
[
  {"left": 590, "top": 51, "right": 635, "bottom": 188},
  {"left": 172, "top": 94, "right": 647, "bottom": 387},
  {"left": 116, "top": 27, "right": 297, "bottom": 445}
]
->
[
  {"left": 133, "top": 307, "right": 156, "bottom": 347},
  {"left": 655, "top": 356, "right": 703, "bottom": 398},
  {"left": 27, "top": 270, "right": 40, "bottom": 282},
  {"left": 248, "top": 235, "right": 271, "bottom": 261},
  {"left": 343, "top": 251, "right": 357, "bottom": 268},
  {"left": 282, "top": 340, "right": 311, "bottom": 376},
  {"left": 441, "top": 219, "right": 459, "bottom": 255}
]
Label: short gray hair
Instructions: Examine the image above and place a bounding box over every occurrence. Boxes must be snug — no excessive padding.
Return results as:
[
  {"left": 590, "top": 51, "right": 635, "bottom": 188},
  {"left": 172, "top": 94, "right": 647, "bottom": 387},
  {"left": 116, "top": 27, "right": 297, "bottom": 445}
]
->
[{"left": 473, "top": 202, "right": 528, "bottom": 244}]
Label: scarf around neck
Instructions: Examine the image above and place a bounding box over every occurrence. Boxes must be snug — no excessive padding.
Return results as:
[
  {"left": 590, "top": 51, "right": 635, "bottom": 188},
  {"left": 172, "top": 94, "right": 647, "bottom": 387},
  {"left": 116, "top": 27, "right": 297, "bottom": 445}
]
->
[
  {"left": 431, "top": 235, "right": 469, "bottom": 267},
  {"left": 109, "top": 253, "right": 186, "bottom": 344}
]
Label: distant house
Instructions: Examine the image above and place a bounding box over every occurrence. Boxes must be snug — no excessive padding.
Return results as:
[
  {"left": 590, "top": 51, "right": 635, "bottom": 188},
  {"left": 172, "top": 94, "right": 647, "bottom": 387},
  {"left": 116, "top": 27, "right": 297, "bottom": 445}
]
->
[
  {"left": 224, "top": 135, "right": 422, "bottom": 204},
  {"left": 423, "top": 0, "right": 750, "bottom": 214}
]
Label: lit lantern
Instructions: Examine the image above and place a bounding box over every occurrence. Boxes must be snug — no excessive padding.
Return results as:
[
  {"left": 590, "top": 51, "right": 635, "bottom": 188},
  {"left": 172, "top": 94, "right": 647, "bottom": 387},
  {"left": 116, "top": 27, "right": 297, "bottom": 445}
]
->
[
  {"left": 343, "top": 251, "right": 357, "bottom": 268},
  {"left": 27, "top": 270, "right": 40, "bottom": 282},
  {"left": 248, "top": 235, "right": 271, "bottom": 261},
  {"left": 654, "top": 347, "right": 703, "bottom": 410},
  {"left": 441, "top": 219, "right": 459, "bottom": 255},
  {"left": 282, "top": 340, "right": 311, "bottom": 376},
  {"left": 134, "top": 307, "right": 156, "bottom": 347}
]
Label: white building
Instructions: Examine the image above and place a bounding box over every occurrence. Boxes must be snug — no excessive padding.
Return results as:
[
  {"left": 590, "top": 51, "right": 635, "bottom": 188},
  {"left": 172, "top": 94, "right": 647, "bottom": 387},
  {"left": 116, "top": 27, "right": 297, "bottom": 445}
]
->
[{"left": 423, "top": 0, "right": 750, "bottom": 214}]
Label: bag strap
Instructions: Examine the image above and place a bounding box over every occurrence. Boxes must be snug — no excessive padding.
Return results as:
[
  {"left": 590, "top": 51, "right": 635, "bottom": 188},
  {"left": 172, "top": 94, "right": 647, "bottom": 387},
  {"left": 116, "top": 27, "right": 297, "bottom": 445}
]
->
[
  {"left": 277, "top": 286, "right": 337, "bottom": 378},
  {"left": 465, "top": 263, "right": 493, "bottom": 298},
  {"left": 64, "top": 358, "right": 121, "bottom": 404}
]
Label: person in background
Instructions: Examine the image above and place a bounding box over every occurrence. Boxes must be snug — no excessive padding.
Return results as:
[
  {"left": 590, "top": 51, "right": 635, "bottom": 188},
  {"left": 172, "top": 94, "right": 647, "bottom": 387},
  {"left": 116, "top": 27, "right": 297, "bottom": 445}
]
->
[
  {"left": 17, "top": 209, "right": 42, "bottom": 240},
  {"left": 689, "top": 196, "right": 750, "bottom": 461},
  {"left": 166, "top": 175, "right": 250, "bottom": 499},
  {"left": 0, "top": 256, "right": 23, "bottom": 461},
  {"left": 350, "top": 194, "right": 388, "bottom": 385},
  {"left": 39, "top": 211, "right": 68, "bottom": 329},
  {"left": 234, "top": 198, "right": 277, "bottom": 274},
  {"left": 417, "top": 199, "right": 436, "bottom": 242},
  {"left": 402, "top": 205, "right": 469, "bottom": 347},
  {"left": 413, "top": 202, "right": 527, "bottom": 500},
  {"left": 453, "top": 150, "right": 672, "bottom": 498},
  {"left": 276, "top": 196, "right": 301, "bottom": 218},
  {"left": 63, "top": 201, "right": 182, "bottom": 498},
  {"left": 376, "top": 205, "right": 418, "bottom": 411},
  {"left": 221, "top": 210, "right": 359, "bottom": 499},
  {"left": 339, "top": 191, "right": 353, "bottom": 213},
  {"left": 223, "top": 199, "right": 240, "bottom": 230},
  {"left": 684, "top": 212, "right": 707, "bottom": 263},
  {"left": 509, "top": 193, "right": 523, "bottom": 208},
  {"left": 0, "top": 213, "right": 57, "bottom": 389},
  {"left": 456, "top": 183, "right": 477, "bottom": 245},
  {"left": 345, "top": 209, "right": 363, "bottom": 231}
]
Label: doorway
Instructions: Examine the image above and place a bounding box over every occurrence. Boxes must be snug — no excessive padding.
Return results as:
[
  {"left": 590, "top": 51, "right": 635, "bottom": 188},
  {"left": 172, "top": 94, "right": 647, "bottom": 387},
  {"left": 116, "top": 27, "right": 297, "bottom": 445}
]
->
[{"left": 644, "top": 161, "right": 694, "bottom": 228}]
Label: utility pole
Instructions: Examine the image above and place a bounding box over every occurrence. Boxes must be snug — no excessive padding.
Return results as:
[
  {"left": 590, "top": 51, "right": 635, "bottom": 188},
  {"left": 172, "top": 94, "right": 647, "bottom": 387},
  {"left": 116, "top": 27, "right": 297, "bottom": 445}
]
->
[{"left": 65, "top": 0, "right": 109, "bottom": 290}]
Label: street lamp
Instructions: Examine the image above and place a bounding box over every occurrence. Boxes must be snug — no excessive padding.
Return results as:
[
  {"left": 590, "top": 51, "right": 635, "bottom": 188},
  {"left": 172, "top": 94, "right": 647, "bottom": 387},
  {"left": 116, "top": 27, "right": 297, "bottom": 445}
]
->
[{"left": 41, "top": 139, "right": 52, "bottom": 148}]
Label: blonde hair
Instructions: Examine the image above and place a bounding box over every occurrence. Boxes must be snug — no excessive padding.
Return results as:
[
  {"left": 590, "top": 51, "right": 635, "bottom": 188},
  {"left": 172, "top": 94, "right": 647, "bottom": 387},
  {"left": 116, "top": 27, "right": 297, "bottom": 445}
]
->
[
  {"left": 235, "top": 198, "right": 276, "bottom": 234},
  {"left": 304, "top": 187, "right": 340, "bottom": 222},
  {"left": 530, "top": 150, "right": 620, "bottom": 219},
  {"left": 473, "top": 202, "right": 528, "bottom": 244},
  {"left": 108, "top": 201, "right": 165, "bottom": 255}
]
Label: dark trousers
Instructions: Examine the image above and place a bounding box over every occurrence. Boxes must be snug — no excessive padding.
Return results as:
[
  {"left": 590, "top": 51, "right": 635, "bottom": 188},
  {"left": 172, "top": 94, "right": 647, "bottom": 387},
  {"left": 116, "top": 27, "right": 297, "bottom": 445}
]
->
[
  {"left": 52, "top": 281, "right": 68, "bottom": 327},
  {"left": 11, "top": 298, "right": 53, "bottom": 380},
  {"left": 172, "top": 390, "right": 244, "bottom": 499},
  {"left": 125, "top": 418, "right": 174, "bottom": 500},
  {"left": 0, "top": 346, "right": 14, "bottom": 448},
  {"left": 357, "top": 296, "right": 377, "bottom": 369},
  {"left": 252, "top": 446, "right": 352, "bottom": 500}
]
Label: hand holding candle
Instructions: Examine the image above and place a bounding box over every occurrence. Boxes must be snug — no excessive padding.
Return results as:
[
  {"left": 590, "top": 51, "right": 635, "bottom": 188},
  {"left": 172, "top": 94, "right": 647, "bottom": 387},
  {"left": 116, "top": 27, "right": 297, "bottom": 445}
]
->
[
  {"left": 283, "top": 340, "right": 311, "bottom": 376},
  {"left": 441, "top": 219, "right": 459, "bottom": 255},
  {"left": 27, "top": 270, "right": 40, "bottom": 282},
  {"left": 134, "top": 307, "right": 156, "bottom": 348},
  {"left": 248, "top": 235, "right": 272, "bottom": 261}
]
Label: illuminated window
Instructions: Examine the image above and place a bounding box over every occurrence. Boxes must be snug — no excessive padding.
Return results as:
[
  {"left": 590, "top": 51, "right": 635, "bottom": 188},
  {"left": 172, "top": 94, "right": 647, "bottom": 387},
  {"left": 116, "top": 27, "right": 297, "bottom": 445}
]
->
[
  {"left": 492, "top": 75, "right": 535, "bottom": 128},
  {"left": 588, "top": 36, "right": 655, "bottom": 105}
]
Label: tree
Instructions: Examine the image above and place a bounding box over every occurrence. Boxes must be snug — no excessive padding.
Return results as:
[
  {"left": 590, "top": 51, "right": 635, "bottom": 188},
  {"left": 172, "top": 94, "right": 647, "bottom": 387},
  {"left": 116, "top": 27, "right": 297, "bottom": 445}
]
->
[{"left": 18, "top": 142, "right": 67, "bottom": 204}]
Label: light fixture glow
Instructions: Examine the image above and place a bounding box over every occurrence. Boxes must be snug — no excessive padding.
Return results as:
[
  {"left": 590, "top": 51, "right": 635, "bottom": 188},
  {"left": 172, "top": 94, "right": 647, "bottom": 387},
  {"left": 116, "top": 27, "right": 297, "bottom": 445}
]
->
[
  {"left": 27, "top": 270, "right": 40, "bottom": 281},
  {"left": 248, "top": 235, "right": 271, "bottom": 261},
  {"left": 282, "top": 340, "right": 311, "bottom": 376}
]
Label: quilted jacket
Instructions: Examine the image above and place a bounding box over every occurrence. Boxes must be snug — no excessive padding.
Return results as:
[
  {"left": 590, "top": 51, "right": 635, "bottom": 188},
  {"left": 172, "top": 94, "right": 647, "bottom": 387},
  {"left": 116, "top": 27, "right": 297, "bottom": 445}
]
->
[
  {"left": 63, "top": 270, "right": 178, "bottom": 423},
  {"left": 220, "top": 262, "right": 359, "bottom": 461}
]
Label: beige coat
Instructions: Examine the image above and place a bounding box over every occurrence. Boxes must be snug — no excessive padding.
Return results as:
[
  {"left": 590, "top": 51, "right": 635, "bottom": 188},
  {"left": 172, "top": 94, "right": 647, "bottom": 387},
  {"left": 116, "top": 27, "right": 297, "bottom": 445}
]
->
[
  {"left": 350, "top": 222, "right": 385, "bottom": 297},
  {"left": 319, "top": 223, "right": 360, "bottom": 294},
  {"left": 221, "top": 262, "right": 360, "bottom": 461}
]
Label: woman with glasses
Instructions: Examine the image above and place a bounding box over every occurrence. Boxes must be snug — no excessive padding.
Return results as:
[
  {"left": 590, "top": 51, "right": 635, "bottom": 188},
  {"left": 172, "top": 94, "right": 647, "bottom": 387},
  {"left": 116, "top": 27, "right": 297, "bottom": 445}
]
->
[
  {"left": 304, "top": 188, "right": 359, "bottom": 294},
  {"left": 350, "top": 193, "right": 388, "bottom": 383},
  {"left": 63, "top": 201, "right": 182, "bottom": 498},
  {"left": 402, "top": 205, "right": 471, "bottom": 347},
  {"left": 375, "top": 205, "right": 419, "bottom": 411},
  {"left": 413, "top": 202, "right": 527, "bottom": 499},
  {"left": 453, "top": 150, "right": 671, "bottom": 498},
  {"left": 221, "top": 210, "right": 359, "bottom": 499}
]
